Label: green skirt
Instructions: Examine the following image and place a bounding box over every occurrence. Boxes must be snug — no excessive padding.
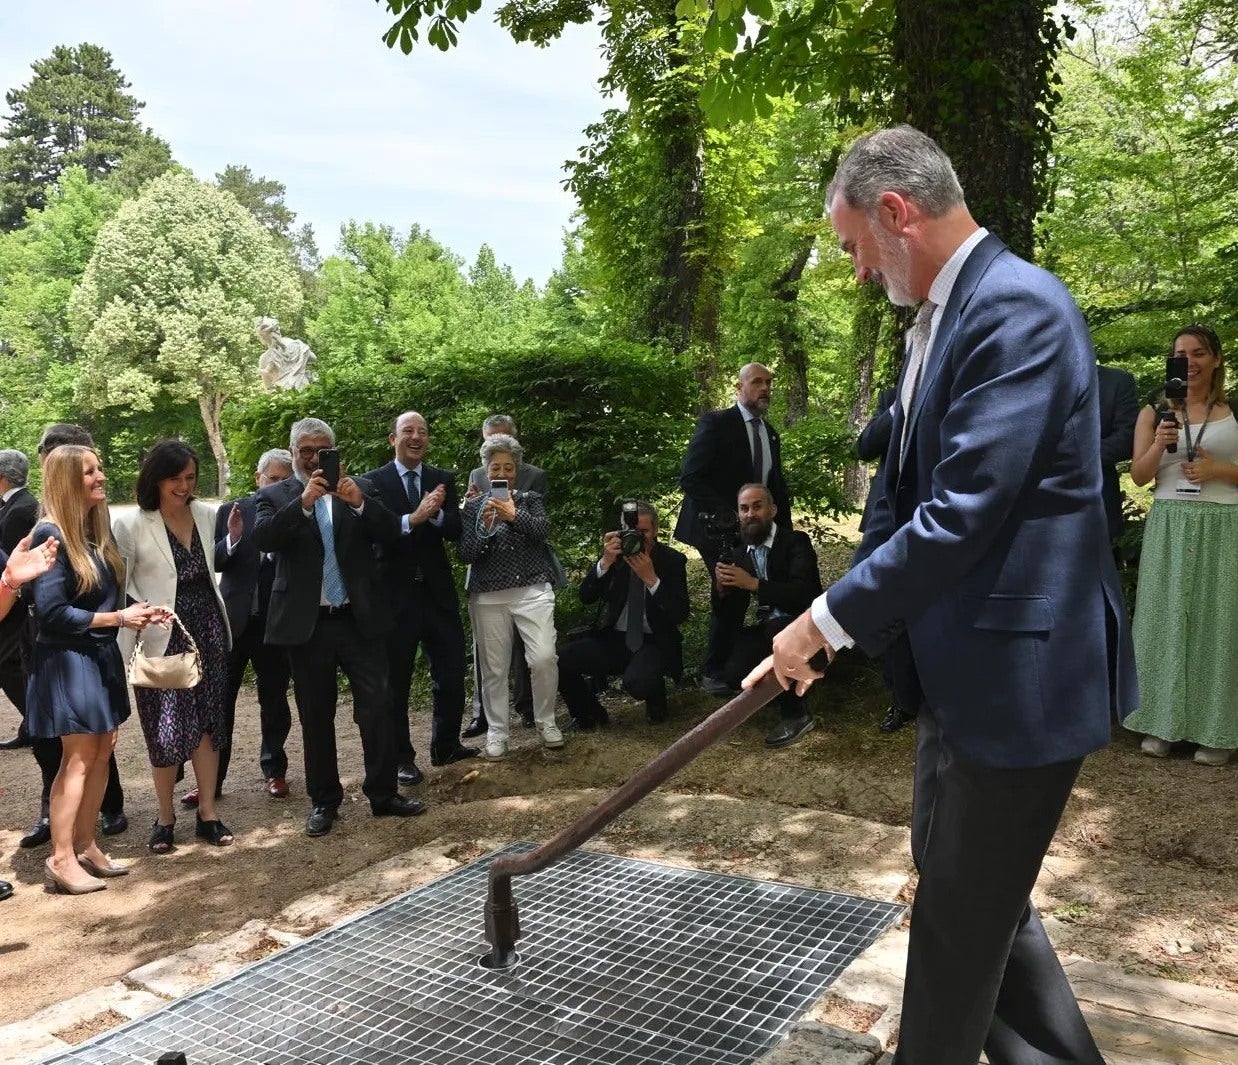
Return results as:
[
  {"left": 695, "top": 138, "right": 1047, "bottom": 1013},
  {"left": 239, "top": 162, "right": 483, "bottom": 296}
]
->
[{"left": 1125, "top": 499, "right": 1238, "bottom": 748}]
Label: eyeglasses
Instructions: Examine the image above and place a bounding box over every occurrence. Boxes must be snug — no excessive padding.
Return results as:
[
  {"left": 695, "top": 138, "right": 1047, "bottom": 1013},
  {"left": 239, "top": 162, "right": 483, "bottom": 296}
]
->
[{"left": 295, "top": 446, "right": 322, "bottom": 459}]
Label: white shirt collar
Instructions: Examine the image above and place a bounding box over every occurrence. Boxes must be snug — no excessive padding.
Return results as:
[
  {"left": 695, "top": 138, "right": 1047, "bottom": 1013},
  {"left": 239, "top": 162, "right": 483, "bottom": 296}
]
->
[
  {"left": 0, "top": 486, "right": 20, "bottom": 504},
  {"left": 394, "top": 459, "right": 423, "bottom": 479},
  {"left": 927, "top": 227, "right": 989, "bottom": 309},
  {"left": 735, "top": 401, "right": 764, "bottom": 423}
]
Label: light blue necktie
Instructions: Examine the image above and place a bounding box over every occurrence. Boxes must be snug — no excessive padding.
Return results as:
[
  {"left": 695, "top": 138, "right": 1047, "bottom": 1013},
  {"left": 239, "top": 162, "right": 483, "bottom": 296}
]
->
[
  {"left": 750, "top": 544, "right": 769, "bottom": 581},
  {"left": 314, "top": 497, "right": 346, "bottom": 607}
]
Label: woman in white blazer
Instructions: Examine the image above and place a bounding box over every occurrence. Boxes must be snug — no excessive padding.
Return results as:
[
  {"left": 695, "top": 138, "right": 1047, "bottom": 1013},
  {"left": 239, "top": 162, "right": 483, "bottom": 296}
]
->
[{"left": 114, "top": 440, "right": 233, "bottom": 853}]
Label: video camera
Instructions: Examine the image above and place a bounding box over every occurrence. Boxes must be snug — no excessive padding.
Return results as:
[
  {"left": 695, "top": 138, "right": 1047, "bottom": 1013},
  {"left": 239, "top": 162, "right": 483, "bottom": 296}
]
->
[
  {"left": 697, "top": 509, "right": 740, "bottom": 565},
  {"left": 616, "top": 500, "right": 645, "bottom": 557},
  {"left": 1155, "top": 354, "right": 1190, "bottom": 455}
]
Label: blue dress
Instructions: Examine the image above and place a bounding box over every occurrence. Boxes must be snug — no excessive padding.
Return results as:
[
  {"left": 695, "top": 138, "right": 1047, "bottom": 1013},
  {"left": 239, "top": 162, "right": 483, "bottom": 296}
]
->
[{"left": 24, "top": 522, "right": 131, "bottom": 737}]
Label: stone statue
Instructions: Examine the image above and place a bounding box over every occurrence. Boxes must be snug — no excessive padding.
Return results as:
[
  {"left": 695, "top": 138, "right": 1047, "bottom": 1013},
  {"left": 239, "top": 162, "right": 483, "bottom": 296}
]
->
[{"left": 256, "top": 316, "right": 317, "bottom": 392}]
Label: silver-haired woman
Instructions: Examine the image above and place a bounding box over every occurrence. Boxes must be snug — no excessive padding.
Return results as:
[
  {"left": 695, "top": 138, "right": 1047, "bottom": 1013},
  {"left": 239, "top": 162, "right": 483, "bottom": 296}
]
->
[{"left": 458, "top": 433, "right": 562, "bottom": 759}]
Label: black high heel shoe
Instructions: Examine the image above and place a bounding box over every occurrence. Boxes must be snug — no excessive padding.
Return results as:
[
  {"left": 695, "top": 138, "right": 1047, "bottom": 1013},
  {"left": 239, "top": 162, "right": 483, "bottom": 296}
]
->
[
  {"left": 195, "top": 814, "right": 234, "bottom": 846},
  {"left": 148, "top": 820, "right": 175, "bottom": 854}
]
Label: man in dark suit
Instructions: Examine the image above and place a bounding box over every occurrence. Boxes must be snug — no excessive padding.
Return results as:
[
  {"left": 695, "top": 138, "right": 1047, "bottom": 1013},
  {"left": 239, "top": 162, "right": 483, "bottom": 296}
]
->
[
  {"left": 1, "top": 429, "right": 129, "bottom": 846},
  {"left": 1097, "top": 364, "right": 1139, "bottom": 542},
  {"left": 463, "top": 414, "right": 549, "bottom": 737},
  {"left": 675, "top": 364, "right": 792, "bottom": 692},
  {"left": 366, "top": 411, "right": 477, "bottom": 781},
  {"left": 855, "top": 388, "right": 914, "bottom": 734},
  {"left": 558, "top": 502, "right": 689, "bottom": 728},
  {"left": 750, "top": 127, "right": 1137, "bottom": 1064},
  {"left": 254, "top": 417, "right": 425, "bottom": 837},
  {"left": 210, "top": 448, "right": 295, "bottom": 802},
  {"left": 715, "top": 484, "right": 821, "bottom": 748},
  {"left": 0, "top": 448, "right": 39, "bottom": 749}
]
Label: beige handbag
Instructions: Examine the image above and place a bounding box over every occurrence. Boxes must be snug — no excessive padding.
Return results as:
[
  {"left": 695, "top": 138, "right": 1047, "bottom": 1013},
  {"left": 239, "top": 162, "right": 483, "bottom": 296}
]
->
[{"left": 127, "top": 611, "right": 202, "bottom": 689}]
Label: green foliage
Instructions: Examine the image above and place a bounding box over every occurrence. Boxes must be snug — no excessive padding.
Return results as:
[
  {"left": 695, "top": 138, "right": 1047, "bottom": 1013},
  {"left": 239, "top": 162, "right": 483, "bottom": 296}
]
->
[
  {"left": 224, "top": 341, "right": 698, "bottom": 561},
  {"left": 1039, "top": 1, "right": 1238, "bottom": 370},
  {"left": 0, "top": 43, "right": 171, "bottom": 230},
  {"left": 68, "top": 171, "right": 303, "bottom": 493}
]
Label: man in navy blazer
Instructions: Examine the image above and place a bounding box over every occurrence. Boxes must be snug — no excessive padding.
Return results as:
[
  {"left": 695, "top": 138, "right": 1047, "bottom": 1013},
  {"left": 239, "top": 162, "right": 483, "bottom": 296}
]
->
[
  {"left": 1096, "top": 364, "right": 1139, "bottom": 541},
  {"left": 675, "top": 364, "right": 792, "bottom": 688},
  {"left": 213, "top": 448, "right": 294, "bottom": 800},
  {"left": 750, "top": 127, "right": 1138, "bottom": 1064},
  {"left": 365, "top": 411, "right": 477, "bottom": 779},
  {"left": 254, "top": 417, "right": 424, "bottom": 837}
]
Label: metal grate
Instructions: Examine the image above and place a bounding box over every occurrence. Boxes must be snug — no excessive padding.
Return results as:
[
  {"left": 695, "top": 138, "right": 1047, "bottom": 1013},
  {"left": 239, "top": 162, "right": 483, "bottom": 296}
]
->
[{"left": 42, "top": 844, "right": 904, "bottom": 1064}]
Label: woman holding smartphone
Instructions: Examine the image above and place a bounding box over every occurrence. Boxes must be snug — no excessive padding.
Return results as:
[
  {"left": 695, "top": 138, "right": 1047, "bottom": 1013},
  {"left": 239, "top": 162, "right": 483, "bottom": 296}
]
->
[
  {"left": 1126, "top": 324, "right": 1238, "bottom": 765},
  {"left": 458, "top": 433, "right": 563, "bottom": 760},
  {"left": 114, "top": 440, "right": 234, "bottom": 851}
]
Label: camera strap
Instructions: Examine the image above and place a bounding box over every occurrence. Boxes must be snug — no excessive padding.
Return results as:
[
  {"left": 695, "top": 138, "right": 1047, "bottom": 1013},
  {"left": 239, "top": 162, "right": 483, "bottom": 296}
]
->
[{"left": 1182, "top": 401, "right": 1215, "bottom": 462}]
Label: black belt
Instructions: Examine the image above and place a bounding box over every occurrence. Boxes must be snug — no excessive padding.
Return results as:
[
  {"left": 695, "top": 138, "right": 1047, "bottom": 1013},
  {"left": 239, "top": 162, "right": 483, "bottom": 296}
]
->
[{"left": 319, "top": 603, "right": 352, "bottom": 618}]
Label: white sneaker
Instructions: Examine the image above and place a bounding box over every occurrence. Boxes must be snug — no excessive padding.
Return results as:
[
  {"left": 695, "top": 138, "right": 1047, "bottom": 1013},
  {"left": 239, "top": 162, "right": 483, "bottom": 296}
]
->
[
  {"left": 1194, "top": 746, "right": 1233, "bottom": 766},
  {"left": 540, "top": 723, "right": 565, "bottom": 749},
  {"left": 1141, "top": 735, "right": 1171, "bottom": 758},
  {"left": 484, "top": 741, "right": 508, "bottom": 760}
]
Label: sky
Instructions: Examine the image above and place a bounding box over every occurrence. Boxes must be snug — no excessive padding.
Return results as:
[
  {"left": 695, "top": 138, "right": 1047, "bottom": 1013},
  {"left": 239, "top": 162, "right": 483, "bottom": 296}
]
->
[{"left": 0, "top": 0, "right": 609, "bottom": 285}]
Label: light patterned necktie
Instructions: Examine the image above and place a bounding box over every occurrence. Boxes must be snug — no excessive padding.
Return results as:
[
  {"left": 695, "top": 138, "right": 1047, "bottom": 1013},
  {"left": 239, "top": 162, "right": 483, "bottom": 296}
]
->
[
  {"left": 899, "top": 300, "right": 938, "bottom": 455},
  {"left": 314, "top": 497, "right": 346, "bottom": 607}
]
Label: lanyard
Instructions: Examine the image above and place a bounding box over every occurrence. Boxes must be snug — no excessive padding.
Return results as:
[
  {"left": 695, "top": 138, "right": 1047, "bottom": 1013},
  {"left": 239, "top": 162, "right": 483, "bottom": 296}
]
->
[{"left": 1182, "top": 402, "right": 1215, "bottom": 462}]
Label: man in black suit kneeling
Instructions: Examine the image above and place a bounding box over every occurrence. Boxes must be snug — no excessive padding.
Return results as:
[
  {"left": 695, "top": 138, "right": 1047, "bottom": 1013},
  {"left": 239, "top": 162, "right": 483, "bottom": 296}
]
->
[
  {"left": 558, "top": 502, "right": 690, "bottom": 728},
  {"left": 254, "top": 417, "right": 425, "bottom": 837},
  {"left": 715, "top": 484, "right": 822, "bottom": 748}
]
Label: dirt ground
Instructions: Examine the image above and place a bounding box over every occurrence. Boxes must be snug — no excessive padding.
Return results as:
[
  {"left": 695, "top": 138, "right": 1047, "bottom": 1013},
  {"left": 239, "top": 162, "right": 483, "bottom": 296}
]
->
[{"left": 1, "top": 642, "right": 1234, "bottom": 1030}]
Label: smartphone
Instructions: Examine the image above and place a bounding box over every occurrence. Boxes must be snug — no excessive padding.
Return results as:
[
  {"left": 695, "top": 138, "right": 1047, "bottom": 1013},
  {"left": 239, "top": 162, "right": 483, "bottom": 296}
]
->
[
  {"left": 1165, "top": 355, "right": 1189, "bottom": 402},
  {"left": 316, "top": 448, "right": 340, "bottom": 491},
  {"left": 489, "top": 478, "right": 510, "bottom": 502}
]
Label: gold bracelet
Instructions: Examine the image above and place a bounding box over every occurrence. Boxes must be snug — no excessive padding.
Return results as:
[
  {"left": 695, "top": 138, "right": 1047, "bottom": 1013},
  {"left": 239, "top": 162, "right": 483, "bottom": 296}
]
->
[{"left": 0, "top": 571, "right": 20, "bottom": 597}]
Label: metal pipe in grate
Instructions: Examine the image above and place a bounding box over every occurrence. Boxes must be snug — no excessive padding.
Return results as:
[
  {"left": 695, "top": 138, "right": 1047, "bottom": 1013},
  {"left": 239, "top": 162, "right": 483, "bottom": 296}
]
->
[{"left": 485, "top": 668, "right": 807, "bottom": 967}]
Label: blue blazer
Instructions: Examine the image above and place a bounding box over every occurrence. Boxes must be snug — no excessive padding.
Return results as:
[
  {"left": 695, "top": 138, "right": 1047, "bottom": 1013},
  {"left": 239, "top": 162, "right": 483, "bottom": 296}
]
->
[{"left": 829, "top": 235, "right": 1138, "bottom": 769}]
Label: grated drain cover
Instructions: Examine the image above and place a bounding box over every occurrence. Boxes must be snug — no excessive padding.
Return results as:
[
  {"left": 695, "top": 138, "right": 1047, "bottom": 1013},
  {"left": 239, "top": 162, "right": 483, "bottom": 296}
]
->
[{"left": 42, "top": 843, "right": 904, "bottom": 1064}]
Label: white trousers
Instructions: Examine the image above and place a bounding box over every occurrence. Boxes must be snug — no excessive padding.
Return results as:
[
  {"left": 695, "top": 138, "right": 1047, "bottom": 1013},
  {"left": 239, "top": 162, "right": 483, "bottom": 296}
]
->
[{"left": 470, "top": 585, "right": 558, "bottom": 744}]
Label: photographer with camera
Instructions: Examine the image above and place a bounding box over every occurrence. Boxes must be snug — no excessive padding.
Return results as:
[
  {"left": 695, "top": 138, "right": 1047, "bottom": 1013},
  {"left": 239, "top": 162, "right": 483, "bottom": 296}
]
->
[
  {"left": 715, "top": 484, "right": 822, "bottom": 747},
  {"left": 1126, "top": 325, "right": 1238, "bottom": 766},
  {"left": 557, "top": 501, "right": 689, "bottom": 729}
]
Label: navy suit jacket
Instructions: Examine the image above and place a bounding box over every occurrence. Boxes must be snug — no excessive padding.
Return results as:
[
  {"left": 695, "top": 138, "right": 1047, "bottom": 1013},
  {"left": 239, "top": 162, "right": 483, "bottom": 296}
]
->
[
  {"left": 1096, "top": 365, "right": 1139, "bottom": 540},
  {"left": 213, "top": 494, "right": 272, "bottom": 640},
  {"left": 253, "top": 475, "right": 400, "bottom": 646},
  {"left": 365, "top": 461, "right": 462, "bottom": 607},
  {"left": 830, "top": 234, "right": 1138, "bottom": 769},
  {"left": 675, "top": 405, "right": 792, "bottom": 551}
]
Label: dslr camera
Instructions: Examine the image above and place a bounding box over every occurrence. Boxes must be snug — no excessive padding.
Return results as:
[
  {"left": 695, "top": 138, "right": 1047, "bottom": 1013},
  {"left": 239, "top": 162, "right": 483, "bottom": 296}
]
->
[
  {"left": 616, "top": 500, "right": 645, "bottom": 557},
  {"left": 697, "top": 509, "right": 740, "bottom": 565}
]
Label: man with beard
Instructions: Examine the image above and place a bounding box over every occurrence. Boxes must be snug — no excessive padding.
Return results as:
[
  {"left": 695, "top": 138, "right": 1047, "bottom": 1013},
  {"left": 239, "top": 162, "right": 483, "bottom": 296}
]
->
[
  {"left": 746, "top": 125, "right": 1135, "bottom": 1065},
  {"left": 557, "top": 502, "right": 689, "bottom": 728},
  {"left": 675, "top": 364, "right": 793, "bottom": 694},
  {"left": 714, "top": 484, "right": 821, "bottom": 747}
]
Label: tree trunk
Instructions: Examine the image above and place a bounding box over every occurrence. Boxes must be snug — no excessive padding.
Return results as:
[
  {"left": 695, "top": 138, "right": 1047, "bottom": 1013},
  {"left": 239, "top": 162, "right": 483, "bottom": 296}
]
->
[
  {"left": 844, "top": 289, "right": 887, "bottom": 508},
  {"left": 198, "top": 391, "right": 229, "bottom": 496},
  {"left": 893, "top": 0, "right": 1062, "bottom": 260}
]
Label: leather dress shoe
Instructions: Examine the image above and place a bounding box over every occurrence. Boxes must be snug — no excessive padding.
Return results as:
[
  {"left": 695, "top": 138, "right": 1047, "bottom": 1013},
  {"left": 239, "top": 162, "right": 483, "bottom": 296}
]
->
[
  {"left": 99, "top": 810, "right": 129, "bottom": 836},
  {"left": 0, "top": 732, "right": 30, "bottom": 750},
  {"left": 305, "top": 805, "right": 338, "bottom": 837},
  {"left": 20, "top": 817, "right": 51, "bottom": 849},
  {"left": 878, "top": 705, "right": 912, "bottom": 733},
  {"left": 371, "top": 794, "right": 427, "bottom": 817},
  {"left": 266, "top": 776, "right": 289, "bottom": 798},
  {"left": 765, "top": 715, "right": 816, "bottom": 749},
  {"left": 518, "top": 709, "right": 535, "bottom": 729},
  {"left": 0, "top": 880, "right": 12, "bottom": 901},
  {"left": 461, "top": 716, "right": 487, "bottom": 739},
  {"left": 397, "top": 762, "right": 424, "bottom": 786},
  {"left": 699, "top": 674, "right": 734, "bottom": 697},
  {"left": 430, "top": 745, "right": 479, "bottom": 768}
]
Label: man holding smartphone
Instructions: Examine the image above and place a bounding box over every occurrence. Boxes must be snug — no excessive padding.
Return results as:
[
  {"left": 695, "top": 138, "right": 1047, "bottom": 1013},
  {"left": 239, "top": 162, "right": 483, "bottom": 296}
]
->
[
  {"left": 367, "top": 411, "right": 477, "bottom": 782},
  {"left": 254, "top": 417, "right": 426, "bottom": 837}
]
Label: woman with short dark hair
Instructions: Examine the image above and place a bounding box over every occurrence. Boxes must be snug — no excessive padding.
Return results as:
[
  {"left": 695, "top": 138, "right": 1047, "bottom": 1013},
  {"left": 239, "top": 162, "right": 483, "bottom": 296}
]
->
[{"left": 114, "top": 440, "right": 234, "bottom": 851}]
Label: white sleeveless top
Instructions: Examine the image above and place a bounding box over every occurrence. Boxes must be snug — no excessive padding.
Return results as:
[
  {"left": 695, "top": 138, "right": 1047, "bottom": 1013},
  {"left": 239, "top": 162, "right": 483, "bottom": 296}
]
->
[{"left": 1153, "top": 409, "right": 1238, "bottom": 504}]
